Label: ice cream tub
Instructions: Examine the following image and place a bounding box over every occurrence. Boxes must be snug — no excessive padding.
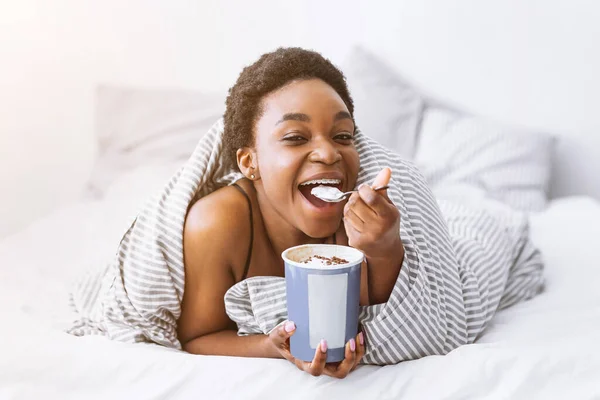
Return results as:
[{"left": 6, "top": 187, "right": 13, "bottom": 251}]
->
[{"left": 282, "top": 244, "right": 364, "bottom": 363}]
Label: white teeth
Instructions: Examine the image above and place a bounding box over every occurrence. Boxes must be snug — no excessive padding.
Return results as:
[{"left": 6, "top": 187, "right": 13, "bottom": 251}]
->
[{"left": 300, "top": 179, "right": 341, "bottom": 186}]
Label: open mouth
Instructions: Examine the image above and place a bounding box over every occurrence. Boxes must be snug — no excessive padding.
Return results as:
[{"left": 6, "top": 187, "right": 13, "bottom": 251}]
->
[{"left": 298, "top": 178, "right": 343, "bottom": 209}]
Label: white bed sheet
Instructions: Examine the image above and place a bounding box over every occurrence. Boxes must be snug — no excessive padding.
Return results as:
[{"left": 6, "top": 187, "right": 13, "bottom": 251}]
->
[{"left": 1, "top": 189, "right": 599, "bottom": 399}]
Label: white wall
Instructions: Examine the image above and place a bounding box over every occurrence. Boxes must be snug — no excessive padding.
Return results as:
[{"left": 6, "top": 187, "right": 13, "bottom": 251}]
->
[
  {"left": 1, "top": 0, "right": 600, "bottom": 237},
  {"left": 352, "top": 0, "right": 600, "bottom": 199}
]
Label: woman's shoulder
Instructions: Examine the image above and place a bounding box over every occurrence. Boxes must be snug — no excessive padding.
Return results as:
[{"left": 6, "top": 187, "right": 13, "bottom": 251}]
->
[{"left": 184, "top": 183, "right": 252, "bottom": 248}]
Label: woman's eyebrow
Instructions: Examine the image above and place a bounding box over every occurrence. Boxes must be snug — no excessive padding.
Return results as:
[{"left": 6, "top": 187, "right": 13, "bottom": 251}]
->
[
  {"left": 334, "top": 111, "right": 352, "bottom": 122},
  {"left": 275, "top": 111, "right": 352, "bottom": 126},
  {"left": 276, "top": 113, "right": 310, "bottom": 125}
]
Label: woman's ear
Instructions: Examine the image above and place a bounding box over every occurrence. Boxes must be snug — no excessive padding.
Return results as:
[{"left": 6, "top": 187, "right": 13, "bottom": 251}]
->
[{"left": 236, "top": 148, "right": 259, "bottom": 181}]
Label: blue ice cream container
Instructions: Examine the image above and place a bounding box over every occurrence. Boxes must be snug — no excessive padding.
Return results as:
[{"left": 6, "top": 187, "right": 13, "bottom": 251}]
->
[{"left": 282, "top": 244, "right": 364, "bottom": 363}]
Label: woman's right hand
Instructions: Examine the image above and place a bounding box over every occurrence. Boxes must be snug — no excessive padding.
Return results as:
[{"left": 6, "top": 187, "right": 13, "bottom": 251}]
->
[{"left": 267, "top": 321, "right": 365, "bottom": 378}]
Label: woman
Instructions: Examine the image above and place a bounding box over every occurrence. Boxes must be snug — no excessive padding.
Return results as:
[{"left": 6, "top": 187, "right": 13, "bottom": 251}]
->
[
  {"left": 177, "top": 47, "right": 404, "bottom": 378},
  {"left": 69, "top": 46, "right": 543, "bottom": 380}
]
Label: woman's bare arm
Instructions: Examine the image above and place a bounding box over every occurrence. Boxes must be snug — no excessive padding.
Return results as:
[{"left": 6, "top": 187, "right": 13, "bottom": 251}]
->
[
  {"left": 365, "top": 241, "right": 404, "bottom": 304},
  {"left": 183, "top": 330, "right": 280, "bottom": 357},
  {"left": 178, "top": 194, "right": 280, "bottom": 358}
]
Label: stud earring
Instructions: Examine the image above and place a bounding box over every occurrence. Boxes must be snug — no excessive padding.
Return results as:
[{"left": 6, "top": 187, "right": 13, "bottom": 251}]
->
[{"left": 250, "top": 174, "right": 255, "bottom": 179}]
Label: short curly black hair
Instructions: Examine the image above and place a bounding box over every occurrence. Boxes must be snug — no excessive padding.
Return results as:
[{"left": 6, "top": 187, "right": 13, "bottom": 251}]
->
[{"left": 223, "top": 47, "right": 354, "bottom": 169}]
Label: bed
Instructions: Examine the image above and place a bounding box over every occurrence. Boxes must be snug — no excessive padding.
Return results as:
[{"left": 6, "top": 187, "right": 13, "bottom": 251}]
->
[
  {"left": 2, "top": 47, "right": 600, "bottom": 398},
  {"left": 1, "top": 183, "right": 599, "bottom": 398}
]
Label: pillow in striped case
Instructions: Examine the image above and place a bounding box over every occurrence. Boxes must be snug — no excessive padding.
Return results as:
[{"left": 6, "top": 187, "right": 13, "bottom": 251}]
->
[{"left": 414, "top": 107, "right": 555, "bottom": 212}]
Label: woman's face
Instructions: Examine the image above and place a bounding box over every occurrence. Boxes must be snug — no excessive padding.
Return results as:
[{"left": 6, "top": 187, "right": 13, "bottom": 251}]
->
[{"left": 251, "top": 78, "right": 360, "bottom": 239}]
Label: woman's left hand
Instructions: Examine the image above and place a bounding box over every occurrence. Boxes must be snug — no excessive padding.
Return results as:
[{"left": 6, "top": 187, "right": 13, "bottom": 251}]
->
[{"left": 343, "top": 167, "right": 402, "bottom": 260}]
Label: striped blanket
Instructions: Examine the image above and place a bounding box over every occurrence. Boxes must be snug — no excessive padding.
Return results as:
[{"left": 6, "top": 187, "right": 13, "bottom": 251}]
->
[{"left": 68, "top": 119, "right": 544, "bottom": 365}]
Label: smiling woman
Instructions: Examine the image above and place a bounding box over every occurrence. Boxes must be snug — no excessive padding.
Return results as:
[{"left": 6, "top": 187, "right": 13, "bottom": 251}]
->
[{"left": 178, "top": 48, "right": 394, "bottom": 378}]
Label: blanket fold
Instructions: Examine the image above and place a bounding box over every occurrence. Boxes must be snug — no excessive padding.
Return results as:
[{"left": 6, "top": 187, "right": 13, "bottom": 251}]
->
[{"left": 68, "top": 118, "right": 544, "bottom": 365}]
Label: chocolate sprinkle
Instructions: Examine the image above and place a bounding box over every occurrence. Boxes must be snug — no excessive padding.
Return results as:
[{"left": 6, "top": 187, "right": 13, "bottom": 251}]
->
[{"left": 302, "top": 255, "right": 349, "bottom": 265}]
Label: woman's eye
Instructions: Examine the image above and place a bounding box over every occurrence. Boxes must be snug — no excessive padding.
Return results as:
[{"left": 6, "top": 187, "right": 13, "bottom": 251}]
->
[
  {"left": 282, "top": 135, "right": 307, "bottom": 143},
  {"left": 334, "top": 133, "right": 355, "bottom": 142}
]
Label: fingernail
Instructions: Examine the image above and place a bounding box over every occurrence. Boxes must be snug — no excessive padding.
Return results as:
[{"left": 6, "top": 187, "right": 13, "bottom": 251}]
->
[
  {"left": 284, "top": 321, "right": 296, "bottom": 332},
  {"left": 359, "top": 332, "right": 364, "bottom": 345},
  {"left": 349, "top": 338, "right": 356, "bottom": 352},
  {"left": 320, "top": 339, "right": 328, "bottom": 352}
]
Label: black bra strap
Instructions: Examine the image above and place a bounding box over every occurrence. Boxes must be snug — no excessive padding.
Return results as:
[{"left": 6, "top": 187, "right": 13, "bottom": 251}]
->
[{"left": 232, "top": 183, "right": 254, "bottom": 282}]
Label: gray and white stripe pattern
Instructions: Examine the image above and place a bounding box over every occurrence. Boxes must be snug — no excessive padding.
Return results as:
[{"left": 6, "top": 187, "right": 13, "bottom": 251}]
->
[{"left": 68, "top": 118, "right": 544, "bottom": 365}]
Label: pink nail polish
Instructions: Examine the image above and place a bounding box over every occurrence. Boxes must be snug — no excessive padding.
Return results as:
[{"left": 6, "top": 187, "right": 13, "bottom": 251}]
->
[
  {"left": 359, "top": 332, "right": 364, "bottom": 345},
  {"left": 284, "top": 321, "right": 296, "bottom": 332},
  {"left": 320, "top": 339, "right": 328, "bottom": 352},
  {"left": 350, "top": 338, "right": 356, "bottom": 352}
]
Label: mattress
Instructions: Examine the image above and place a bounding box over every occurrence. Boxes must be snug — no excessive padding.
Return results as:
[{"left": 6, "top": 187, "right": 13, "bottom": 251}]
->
[{"left": 1, "top": 187, "right": 599, "bottom": 399}]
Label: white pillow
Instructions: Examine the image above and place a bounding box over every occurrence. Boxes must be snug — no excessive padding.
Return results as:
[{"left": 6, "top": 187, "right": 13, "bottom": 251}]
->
[
  {"left": 342, "top": 47, "right": 424, "bottom": 160},
  {"left": 86, "top": 85, "right": 226, "bottom": 197},
  {"left": 415, "top": 108, "right": 555, "bottom": 211}
]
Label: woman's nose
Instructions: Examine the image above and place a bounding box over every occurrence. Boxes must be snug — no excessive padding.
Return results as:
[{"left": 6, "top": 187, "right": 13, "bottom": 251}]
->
[{"left": 308, "top": 138, "right": 342, "bottom": 165}]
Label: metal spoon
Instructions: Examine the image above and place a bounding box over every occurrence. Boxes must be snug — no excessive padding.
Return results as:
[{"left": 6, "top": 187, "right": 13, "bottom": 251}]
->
[{"left": 311, "top": 185, "right": 390, "bottom": 203}]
